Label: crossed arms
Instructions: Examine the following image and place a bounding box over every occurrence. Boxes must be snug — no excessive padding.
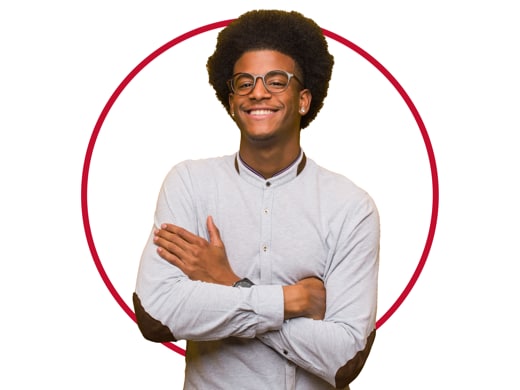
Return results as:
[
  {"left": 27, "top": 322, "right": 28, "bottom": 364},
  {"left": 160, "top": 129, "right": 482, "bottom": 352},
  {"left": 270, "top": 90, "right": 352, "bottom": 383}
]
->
[
  {"left": 133, "top": 161, "right": 380, "bottom": 388},
  {"left": 153, "top": 216, "right": 326, "bottom": 321},
  {"left": 134, "top": 212, "right": 378, "bottom": 387}
]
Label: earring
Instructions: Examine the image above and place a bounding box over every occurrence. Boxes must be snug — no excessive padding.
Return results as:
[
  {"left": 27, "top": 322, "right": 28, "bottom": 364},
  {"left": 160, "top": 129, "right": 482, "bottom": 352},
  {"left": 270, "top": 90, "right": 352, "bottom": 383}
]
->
[
  {"left": 300, "top": 108, "right": 305, "bottom": 113},
  {"left": 231, "top": 111, "right": 235, "bottom": 117}
]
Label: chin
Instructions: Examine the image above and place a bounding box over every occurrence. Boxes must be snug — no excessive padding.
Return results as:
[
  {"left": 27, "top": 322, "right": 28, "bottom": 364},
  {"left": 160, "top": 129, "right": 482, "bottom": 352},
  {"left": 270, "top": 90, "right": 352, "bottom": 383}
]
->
[
  {"left": 247, "top": 134, "right": 278, "bottom": 145},
  {"left": 241, "top": 127, "right": 277, "bottom": 142}
]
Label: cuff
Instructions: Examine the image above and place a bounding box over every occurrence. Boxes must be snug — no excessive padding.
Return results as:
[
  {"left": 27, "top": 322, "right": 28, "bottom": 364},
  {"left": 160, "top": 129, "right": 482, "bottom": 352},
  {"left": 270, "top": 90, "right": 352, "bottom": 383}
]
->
[{"left": 251, "top": 284, "right": 285, "bottom": 334}]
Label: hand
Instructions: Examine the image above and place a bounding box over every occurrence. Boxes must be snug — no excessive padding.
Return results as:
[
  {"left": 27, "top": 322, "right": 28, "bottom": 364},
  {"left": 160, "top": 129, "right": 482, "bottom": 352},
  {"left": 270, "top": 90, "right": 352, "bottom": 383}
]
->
[
  {"left": 154, "top": 216, "right": 240, "bottom": 286},
  {"left": 283, "top": 277, "right": 326, "bottom": 320}
]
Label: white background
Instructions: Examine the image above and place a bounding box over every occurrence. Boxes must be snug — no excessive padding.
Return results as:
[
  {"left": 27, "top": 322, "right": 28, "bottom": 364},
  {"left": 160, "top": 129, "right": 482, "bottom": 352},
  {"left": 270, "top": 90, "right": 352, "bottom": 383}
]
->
[{"left": 1, "top": 1, "right": 518, "bottom": 388}]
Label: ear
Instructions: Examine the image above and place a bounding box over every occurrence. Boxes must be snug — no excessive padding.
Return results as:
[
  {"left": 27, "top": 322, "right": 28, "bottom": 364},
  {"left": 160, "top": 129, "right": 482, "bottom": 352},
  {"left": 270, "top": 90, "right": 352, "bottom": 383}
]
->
[
  {"left": 299, "top": 89, "right": 312, "bottom": 115},
  {"left": 228, "top": 93, "right": 235, "bottom": 118}
]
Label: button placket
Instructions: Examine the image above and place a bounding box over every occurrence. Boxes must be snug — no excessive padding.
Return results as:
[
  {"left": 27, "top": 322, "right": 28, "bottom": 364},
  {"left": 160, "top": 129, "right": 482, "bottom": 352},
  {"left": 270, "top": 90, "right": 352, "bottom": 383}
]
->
[{"left": 259, "top": 186, "right": 274, "bottom": 284}]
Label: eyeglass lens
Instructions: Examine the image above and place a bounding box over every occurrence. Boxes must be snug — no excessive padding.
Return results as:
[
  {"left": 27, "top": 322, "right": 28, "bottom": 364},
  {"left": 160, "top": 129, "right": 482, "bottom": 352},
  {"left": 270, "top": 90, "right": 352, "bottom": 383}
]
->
[{"left": 232, "top": 71, "right": 291, "bottom": 95}]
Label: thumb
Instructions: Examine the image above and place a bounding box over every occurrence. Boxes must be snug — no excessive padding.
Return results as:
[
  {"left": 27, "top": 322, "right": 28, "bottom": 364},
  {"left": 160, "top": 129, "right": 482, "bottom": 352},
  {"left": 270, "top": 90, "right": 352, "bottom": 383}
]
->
[{"left": 207, "top": 216, "right": 224, "bottom": 247}]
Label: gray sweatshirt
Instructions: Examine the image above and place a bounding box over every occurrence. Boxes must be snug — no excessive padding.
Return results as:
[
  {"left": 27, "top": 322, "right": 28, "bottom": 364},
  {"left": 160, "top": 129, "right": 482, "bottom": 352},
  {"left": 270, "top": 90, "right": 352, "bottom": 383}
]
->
[{"left": 133, "top": 151, "right": 380, "bottom": 389}]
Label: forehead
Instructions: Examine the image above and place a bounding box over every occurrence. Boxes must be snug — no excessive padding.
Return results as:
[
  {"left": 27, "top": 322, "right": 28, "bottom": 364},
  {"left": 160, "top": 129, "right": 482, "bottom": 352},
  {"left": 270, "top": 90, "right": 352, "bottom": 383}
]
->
[{"left": 233, "top": 50, "right": 296, "bottom": 74}]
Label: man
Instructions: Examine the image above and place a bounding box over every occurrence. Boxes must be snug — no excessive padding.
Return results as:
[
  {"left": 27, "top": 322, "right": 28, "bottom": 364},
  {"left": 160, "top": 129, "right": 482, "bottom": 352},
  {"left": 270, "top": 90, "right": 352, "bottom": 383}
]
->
[{"left": 133, "top": 9, "right": 380, "bottom": 389}]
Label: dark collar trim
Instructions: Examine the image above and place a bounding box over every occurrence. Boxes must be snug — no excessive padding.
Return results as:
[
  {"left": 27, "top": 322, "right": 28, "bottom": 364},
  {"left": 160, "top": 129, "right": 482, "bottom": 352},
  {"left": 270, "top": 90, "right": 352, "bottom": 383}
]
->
[
  {"left": 234, "top": 152, "right": 307, "bottom": 178},
  {"left": 296, "top": 153, "right": 307, "bottom": 176},
  {"left": 234, "top": 156, "right": 240, "bottom": 174}
]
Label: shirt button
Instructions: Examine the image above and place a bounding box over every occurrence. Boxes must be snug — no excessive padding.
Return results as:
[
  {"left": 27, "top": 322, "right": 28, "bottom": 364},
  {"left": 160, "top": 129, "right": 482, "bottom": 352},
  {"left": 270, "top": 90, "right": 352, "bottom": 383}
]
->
[
  {"left": 262, "top": 245, "right": 268, "bottom": 252},
  {"left": 283, "top": 350, "right": 288, "bottom": 355},
  {"left": 263, "top": 208, "right": 269, "bottom": 215},
  {"left": 266, "top": 181, "right": 271, "bottom": 187}
]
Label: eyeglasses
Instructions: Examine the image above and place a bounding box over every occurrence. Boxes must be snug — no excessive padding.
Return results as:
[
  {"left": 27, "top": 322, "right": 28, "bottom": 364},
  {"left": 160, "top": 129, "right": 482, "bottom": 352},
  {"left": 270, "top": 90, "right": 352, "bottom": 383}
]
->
[{"left": 227, "top": 70, "right": 303, "bottom": 96}]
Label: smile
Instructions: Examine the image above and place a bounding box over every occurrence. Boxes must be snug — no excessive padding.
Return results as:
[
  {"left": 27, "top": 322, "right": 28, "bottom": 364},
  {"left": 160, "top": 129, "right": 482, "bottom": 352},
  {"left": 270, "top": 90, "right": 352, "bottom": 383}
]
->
[{"left": 247, "top": 109, "right": 277, "bottom": 116}]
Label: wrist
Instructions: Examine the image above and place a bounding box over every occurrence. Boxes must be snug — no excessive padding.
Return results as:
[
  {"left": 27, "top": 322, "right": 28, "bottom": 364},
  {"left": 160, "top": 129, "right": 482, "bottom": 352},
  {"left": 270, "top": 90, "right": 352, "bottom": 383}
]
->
[
  {"left": 282, "top": 284, "right": 306, "bottom": 320},
  {"left": 214, "top": 272, "right": 240, "bottom": 286}
]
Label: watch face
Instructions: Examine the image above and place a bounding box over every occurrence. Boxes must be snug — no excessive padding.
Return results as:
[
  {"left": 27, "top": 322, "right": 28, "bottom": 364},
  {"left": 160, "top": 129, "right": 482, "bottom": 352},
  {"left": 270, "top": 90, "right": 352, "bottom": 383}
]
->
[{"left": 234, "top": 278, "right": 254, "bottom": 288}]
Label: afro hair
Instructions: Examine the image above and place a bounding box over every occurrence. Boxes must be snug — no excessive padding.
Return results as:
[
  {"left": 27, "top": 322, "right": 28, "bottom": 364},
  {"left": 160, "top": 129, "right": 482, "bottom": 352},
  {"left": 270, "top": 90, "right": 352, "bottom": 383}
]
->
[{"left": 207, "top": 9, "right": 334, "bottom": 129}]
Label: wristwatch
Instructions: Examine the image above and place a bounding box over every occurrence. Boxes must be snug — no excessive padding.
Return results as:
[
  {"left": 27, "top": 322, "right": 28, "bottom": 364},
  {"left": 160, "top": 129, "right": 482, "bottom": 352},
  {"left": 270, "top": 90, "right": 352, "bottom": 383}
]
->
[{"left": 233, "top": 278, "right": 255, "bottom": 288}]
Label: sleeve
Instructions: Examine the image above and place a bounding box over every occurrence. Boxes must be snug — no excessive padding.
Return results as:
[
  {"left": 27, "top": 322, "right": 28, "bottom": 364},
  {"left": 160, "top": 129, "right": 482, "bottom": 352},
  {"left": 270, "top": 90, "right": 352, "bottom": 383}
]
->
[
  {"left": 133, "top": 163, "right": 284, "bottom": 342},
  {"left": 256, "top": 195, "right": 380, "bottom": 389}
]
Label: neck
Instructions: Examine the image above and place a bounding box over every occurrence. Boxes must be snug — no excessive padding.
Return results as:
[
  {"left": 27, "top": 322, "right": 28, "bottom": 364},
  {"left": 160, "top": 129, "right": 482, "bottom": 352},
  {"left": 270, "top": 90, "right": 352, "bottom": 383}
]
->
[{"left": 238, "top": 141, "right": 301, "bottom": 179}]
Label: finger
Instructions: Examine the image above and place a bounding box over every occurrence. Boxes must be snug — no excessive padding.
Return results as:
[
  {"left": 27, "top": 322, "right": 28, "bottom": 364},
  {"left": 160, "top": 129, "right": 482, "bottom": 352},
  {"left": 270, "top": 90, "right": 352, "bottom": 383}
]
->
[
  {"left": 158, "top": 223, "right": 181, "bottom": 233},
  {"left": 207, "top": 216, "right": 224, "bottom": 247},
  {"left": 156, "top": 247, "right": 193, "bottom": 275},
  {"left": 154, "top": 234, "right": 188, "bottom": 257},
  {"left": 155, "top": 227, "right": 197, "bottom": 253},
  {"left": 160, "top": 223, "right": 204, "bottom": 245},
  {"left": 156, "top": 246, "right": 182, "bottom": 265},
  {"left": 154, "top": 227, "right": 176, "bottom": 242}
]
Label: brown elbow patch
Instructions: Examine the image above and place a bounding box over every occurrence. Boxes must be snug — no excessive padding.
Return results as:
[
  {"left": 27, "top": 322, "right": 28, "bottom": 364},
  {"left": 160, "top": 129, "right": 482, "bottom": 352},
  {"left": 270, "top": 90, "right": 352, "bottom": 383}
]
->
[
  {"left": 132, "top": 293, "right": 176, "bottom": 343},
  {"left": 335, "top": 329, "right": 376, "bottom": 388}
]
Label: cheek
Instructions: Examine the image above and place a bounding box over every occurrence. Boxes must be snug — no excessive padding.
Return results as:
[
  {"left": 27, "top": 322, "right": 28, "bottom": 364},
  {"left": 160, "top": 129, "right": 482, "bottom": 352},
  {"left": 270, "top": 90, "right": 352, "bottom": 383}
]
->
[{"left": 287, "top": 97, "right": 303, "bottom": 118}]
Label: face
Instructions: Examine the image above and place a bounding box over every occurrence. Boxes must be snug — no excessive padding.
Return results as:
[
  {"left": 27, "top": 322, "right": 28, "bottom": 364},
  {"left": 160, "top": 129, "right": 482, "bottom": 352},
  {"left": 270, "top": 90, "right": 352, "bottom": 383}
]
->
[{"left": 228, "top": 50, "right": 311, "bottom": 146}]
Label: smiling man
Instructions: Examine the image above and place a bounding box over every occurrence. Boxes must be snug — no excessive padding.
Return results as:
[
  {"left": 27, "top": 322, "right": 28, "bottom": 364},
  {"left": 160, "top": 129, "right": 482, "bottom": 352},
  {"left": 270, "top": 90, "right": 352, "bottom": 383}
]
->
[
  {"left": 229, "top": 50, "right": 309, "bottom": 179},
  {"left": 133, "top": 9, "right": 380, "bottom": 390}
]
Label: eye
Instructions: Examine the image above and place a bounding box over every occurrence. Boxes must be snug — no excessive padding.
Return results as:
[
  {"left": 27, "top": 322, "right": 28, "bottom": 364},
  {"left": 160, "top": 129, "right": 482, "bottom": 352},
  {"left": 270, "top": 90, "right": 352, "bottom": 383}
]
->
[
  {"left": 234, "top": 75, "right": 254, "bottom": 90},
  {"left": 268, "top": 79, "right": 287, "bottom": 87},
  {"left": 237, "top": 81, "right": 253, "bottom": 89},
  {"left": 265, "top": 71, "right": 289, "bottom": 90}
]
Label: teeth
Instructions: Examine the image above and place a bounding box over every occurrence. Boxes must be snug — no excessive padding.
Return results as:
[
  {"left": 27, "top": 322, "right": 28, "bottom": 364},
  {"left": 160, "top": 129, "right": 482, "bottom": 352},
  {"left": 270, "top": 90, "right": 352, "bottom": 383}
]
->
[{"left": 250, "top": 109, "right": 273, "bottom": 115}]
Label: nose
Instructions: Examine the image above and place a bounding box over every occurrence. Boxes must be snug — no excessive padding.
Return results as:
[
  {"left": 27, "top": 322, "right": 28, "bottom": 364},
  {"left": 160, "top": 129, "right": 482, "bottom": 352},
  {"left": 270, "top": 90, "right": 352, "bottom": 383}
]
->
[{"left": 249, "top": 76, "right": 271, "bottom": 99}]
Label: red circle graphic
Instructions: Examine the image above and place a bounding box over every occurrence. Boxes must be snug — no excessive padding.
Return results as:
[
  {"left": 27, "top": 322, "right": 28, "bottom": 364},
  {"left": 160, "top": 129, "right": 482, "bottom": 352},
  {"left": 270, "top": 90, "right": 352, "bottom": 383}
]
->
[{"left": 81, "top": 19, "right": 439, "bottom": 356}]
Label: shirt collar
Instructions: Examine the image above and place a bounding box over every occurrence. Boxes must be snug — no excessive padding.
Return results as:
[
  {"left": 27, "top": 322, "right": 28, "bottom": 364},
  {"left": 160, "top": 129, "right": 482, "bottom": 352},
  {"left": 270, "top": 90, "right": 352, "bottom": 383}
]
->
[{"left": 234, "top": 150, "right": 307, "bottom": 188}]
